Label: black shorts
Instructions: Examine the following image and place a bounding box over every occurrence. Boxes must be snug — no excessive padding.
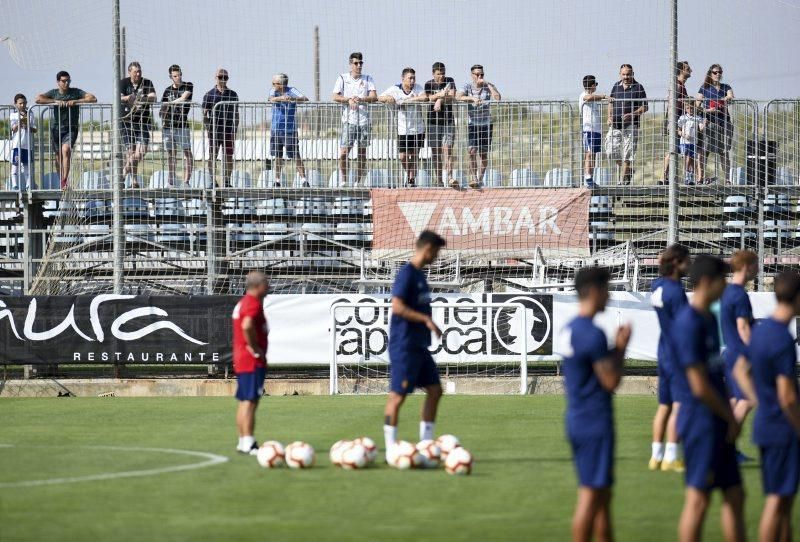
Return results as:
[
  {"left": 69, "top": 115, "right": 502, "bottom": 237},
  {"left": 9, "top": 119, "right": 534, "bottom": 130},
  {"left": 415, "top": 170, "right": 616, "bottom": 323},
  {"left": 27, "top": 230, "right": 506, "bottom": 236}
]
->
[
  {"left": 468, "top": 124, "right": 493, "bottom": 153},
  {"left": 121, "top": 122, "right": 151, "bottom": 148},
  {"left": 50, "top": 126, "right": 79, "bottom": 149},
  {"left": 397, "top": 133, "right": 425, "bottom": 154}
]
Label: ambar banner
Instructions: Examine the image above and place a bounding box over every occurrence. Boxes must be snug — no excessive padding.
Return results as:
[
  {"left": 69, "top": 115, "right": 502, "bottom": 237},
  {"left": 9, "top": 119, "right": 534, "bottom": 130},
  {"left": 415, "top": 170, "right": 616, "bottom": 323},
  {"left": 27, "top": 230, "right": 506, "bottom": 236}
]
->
[
  {"left": 0, "top": 295, "right": 237, "bottom": 364},
  {"left": 371, "top": 188, "right": 590, "bottom": 254}
]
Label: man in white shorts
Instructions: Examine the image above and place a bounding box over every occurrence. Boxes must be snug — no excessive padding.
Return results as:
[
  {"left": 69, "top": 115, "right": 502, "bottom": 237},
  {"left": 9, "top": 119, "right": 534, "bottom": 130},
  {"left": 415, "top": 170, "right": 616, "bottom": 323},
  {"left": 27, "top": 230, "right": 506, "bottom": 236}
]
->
[{"left": 607, "top": 64, "right": 648, "bottom": 185}]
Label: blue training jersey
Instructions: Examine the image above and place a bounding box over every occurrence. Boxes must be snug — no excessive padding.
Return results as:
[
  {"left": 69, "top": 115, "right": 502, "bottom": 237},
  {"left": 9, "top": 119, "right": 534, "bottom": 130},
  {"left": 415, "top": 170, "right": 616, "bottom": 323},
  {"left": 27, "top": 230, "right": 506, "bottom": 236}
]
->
[
  {"left": 389, "top": 262, "right": 432, "bottom": 349},
  {"left": 720, "top": 283, "right": 753, "bottom": 369},
  {"left": 651, "top": 277, "right": 688, "bottom": 375},
  {"left": 558, "top": 315, "right": 613, "bottom": 437},
  {"left": 749, "top": 317, "right": 799, "bottom": 446},
  {"left": 673, "top": 304, "right": 728, "bottom": 438}
]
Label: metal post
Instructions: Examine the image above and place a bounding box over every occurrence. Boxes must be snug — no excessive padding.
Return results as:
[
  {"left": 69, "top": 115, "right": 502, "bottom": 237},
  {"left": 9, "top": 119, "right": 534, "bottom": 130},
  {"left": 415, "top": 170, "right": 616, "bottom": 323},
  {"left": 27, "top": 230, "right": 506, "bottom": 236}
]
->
[
  {"left": 666, "top": 0, "right": 679, "bottom": 245},
  {"left": 754, "top": 103, "right": 766, "bottom": 290},
  {"left": 111, "top": 0, "right": 124, "bottom": 293},
  {"left": 313, "top": 26, "right": 320, "bottom": 102}
]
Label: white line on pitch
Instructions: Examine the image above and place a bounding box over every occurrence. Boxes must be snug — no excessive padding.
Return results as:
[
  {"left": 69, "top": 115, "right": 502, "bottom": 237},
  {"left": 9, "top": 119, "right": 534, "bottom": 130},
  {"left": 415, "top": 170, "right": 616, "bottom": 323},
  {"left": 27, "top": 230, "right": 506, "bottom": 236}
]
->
[{"left": 0, "top": 445, "right": 229, "bottom": 488}]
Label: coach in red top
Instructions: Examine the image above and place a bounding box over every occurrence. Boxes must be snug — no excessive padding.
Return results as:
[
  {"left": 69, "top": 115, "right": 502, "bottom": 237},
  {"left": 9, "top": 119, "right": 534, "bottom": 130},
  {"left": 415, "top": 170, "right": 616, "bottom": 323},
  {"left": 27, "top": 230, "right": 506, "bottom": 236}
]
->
[{"left": 232, "top": 271, "right": 269, "bottom": 455}]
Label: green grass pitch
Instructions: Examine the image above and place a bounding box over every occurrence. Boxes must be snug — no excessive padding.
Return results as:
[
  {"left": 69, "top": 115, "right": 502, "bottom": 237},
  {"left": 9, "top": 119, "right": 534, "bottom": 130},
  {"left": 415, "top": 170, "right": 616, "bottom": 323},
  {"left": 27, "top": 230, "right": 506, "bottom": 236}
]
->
[{"left": 1, "top": 395, "right": 767, "bottom": 541}]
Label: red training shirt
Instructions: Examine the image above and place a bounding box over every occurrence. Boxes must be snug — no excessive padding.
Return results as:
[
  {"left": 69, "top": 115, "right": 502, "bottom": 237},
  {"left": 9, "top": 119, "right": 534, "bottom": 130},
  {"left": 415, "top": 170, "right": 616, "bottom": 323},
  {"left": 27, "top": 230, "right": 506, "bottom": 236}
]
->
[{"left": 232, "top": 293, "right": 268, "bottom": 373}]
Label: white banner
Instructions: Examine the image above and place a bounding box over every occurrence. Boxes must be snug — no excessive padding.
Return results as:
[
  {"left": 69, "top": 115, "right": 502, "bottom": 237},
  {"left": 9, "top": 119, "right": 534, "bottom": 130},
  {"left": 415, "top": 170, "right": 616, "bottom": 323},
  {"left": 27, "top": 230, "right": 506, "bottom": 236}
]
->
[{"left": 262, "top": 292, "right": 793, "bottom": 365}]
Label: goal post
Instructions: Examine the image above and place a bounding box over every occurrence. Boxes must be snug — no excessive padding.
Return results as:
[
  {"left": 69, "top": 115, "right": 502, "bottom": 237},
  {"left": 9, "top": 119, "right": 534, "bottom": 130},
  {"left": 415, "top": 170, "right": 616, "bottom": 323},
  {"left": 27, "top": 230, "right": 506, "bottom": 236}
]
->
[{"left": 330, "top": 302, "right": 528, "bottom": 396}]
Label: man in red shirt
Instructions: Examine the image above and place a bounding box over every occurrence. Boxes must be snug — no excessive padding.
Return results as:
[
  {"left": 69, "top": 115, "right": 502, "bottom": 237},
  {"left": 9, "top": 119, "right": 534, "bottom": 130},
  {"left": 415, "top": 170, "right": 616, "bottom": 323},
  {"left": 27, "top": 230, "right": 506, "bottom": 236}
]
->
[{"left": 232, "top": 271, "right": 269, "bottom": 455}]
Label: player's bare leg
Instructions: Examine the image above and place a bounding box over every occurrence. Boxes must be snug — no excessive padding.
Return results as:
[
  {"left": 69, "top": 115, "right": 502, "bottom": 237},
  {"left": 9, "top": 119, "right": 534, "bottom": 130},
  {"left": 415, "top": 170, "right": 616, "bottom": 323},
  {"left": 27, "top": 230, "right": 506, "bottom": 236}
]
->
[
  {"left": 60, "top": 143, "right": 73, "bottom": 187},
  {"left": 592, "top": 488, "right": 613, "bottom": 542},
  {"left": 679, "top": 488, "right": 710, "bottom": 542},
  {"left": 419, "top": 384, "right": 442, "bottom": 441},
  {"left": 759, "top": 495, "right": 792, "bottom": 542},
  {"left": 572, "top": 487, "right": 601, "bottom": 542},
  {"left": 182, "top": 148, "right": 193, "bottom": 185},
  {"left": 733, "top": 399, "right": 752, "bottom": 424},
  {"left": 383, "top": 391, "right": 406, "bottom": 452},
  {"left": 650, "top": 403, "right": 670, "bottom": 468},
  {"left": 720, "top": 485, "right": 745, "bottom": 542}
]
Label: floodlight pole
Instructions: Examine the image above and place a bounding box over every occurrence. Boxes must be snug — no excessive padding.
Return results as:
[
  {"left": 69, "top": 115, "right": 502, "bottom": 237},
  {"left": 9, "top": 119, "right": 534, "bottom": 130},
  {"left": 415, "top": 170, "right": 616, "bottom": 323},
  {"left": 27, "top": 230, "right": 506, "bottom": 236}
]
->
[
  {"left": 667, "top": 0, "right": 679, "bottom": 245},
  {"left": 111, "top": 0, "right": 124, "bottom": 293}
]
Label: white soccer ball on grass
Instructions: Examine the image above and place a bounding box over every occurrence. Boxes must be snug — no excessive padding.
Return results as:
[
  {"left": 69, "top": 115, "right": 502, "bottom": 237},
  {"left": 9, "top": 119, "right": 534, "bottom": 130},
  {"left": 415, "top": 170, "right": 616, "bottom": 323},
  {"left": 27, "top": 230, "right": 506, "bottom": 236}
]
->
[
  {"left": 285, "top": 441, "right": 315, "bottom": 469},
  {"left": 444, "top": 446, "right": 473, "bottom": 475},
  {"left": 353, "top": 436, "right": 378, "bottom": 464},
  {"left": 386, "top": 440, "right": 424, "bottom": 470},
  {"left": 329, "top": 439, "right": 351, "bottom": 467},
  {"left": 416, "top": 440, "right": 442, "bottom": 468},
  {"left": 435, "top": 434, "right": 461, "bottom": 460},
  {"left": 340, "top": 443, "right": 369, "bottom": 470},
  {"left": 256, "top": 441, "right": 285, "bottom": 468}
]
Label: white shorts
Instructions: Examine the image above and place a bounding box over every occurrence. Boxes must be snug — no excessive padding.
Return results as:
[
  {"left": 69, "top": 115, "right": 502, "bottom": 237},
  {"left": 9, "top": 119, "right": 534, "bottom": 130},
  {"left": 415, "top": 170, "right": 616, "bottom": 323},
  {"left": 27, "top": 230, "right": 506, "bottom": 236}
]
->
[{"left": 605, "top": 127, "right": 638, "bottom": 162}]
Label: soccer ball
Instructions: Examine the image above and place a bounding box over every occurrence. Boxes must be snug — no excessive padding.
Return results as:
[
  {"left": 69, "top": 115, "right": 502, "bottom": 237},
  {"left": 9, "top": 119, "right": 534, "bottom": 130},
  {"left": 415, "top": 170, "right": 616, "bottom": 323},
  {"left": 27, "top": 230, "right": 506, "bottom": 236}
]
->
[
  {"left": 353, "top": 436, "right": 378, "bottom": 464},
  {"left": 256, "top": 440, "right": 285, "bottom": 468},
  {"left": 444, "top": 446, "right": 473, "bottom": 475},
  {"left": 435, "top": 434, "right": 461, "bottom": 460},
  {"left": 416, "top": 439, "right": 442, "bottom": 468},
  {"left": 329, "top": 439, "right": 351, "bottom": 467},
  {"left": 340, "top": 443, "right": 369, "bottom": 470},
  {"left": 285, "top": 441, "right": 315, "bottom": 469},
  {"left": 387, "top": 440, "right": 423, "bottom": 470}
]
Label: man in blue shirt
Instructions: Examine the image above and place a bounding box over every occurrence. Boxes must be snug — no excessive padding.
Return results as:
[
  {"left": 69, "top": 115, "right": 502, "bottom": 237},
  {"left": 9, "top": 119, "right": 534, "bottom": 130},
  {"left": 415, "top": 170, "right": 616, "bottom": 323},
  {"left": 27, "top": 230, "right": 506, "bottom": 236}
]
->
[
  {"left": 383, "top": 230, "right": 446, "bottom": 455},
  {"left": 739, "top": 271, "right": 800, "bottom": 542},
  {"left": 268, "top": 73, "right": 308, "bottom": 187},
  {"left": 720, "top": 249, "right": 758, "bottom": 463},
  {"left": 557, "top": 266, "right": 631, "bottom": 542},
  {"left": 673, "top": 255, "right": 745, "bottom": 542},
  {"left": 649, "top": 244, "right": 690, "bottom": 472}
]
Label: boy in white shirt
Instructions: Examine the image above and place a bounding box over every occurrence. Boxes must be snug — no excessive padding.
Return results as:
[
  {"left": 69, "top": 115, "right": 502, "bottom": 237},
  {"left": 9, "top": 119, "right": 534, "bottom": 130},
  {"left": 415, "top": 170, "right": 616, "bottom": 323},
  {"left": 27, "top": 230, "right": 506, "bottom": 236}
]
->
[
  {"left": 332, "top": 52, "right": 377, "bottom": 186},
  {"left": 9, "top": 93, "right": 37, "bottom": 190},
  {"left": 579, "top": 76, "right": 608, "bottom": 189},
  {"left": 379, "top": 68, "right": 429, "bottom": 187},
  {"left": 677, "top": 101, "right": 706, "bottom": 186}
]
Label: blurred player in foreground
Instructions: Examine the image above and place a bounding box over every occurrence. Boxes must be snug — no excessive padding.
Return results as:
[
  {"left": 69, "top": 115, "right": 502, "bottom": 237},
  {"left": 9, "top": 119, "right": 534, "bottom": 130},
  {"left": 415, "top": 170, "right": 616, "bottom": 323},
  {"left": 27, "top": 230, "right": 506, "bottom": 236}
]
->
[
  {"left": 735, "top": 271, "right": 800, "bottom": 542},
  {"left": 232, "top": 271, "right": 269, "bottom": 455},
  {"left": 383, "top": 230, "right": 446, "bottom": 455},
  {"left": 558, "top": 266, "right": 631, "bottom": 542},
  {"left": 673, "top": 255, "right": 745, "bottom": 542}
]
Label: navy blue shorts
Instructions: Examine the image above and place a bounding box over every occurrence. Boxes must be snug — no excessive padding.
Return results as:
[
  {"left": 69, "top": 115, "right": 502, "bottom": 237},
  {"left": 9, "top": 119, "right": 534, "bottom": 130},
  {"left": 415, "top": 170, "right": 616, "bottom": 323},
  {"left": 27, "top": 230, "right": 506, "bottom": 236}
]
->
[
  {"left": 270, "top": 130, "right": 300, "bottom": 159},
  {"left": 683, "top": 427, "right": 741, "bottom": 491},
  {"left": 569, "top": 431, "right": 614, "bottom": 488},
  {"left": 680, "top": 143, "right": 696, "bottom": 158},
  {"left": 583, "top": 131, "right": 601, "bottom": 154},
  {"left": 760, "top": 439, "right": 800, "bottom": 496},
  {"left": 657, "top": 363, "right": 673, "bottom": 405},
  {"left": 235, "top": 367, "right": 266, "bottom": 402},
  {"left": 389, "top": 346, "right": 440, "bottom": 395},
  {"left": 467, "top": 124, "right": 493, "bottom": 153}
]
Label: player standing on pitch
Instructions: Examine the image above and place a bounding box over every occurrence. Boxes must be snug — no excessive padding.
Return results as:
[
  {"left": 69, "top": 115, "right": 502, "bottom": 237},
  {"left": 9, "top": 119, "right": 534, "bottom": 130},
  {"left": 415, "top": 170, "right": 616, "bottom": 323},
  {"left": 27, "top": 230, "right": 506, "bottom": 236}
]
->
[
  {"left": 735, "top": 271, "right": 800, "bottom": 542},
  {"left": 232, "top": 271, "right": 270, "bottom": 455},
  {"left": 672, "top": 255, "right": 745, "bottom": 542},
  {"left": 383, "top": 230, "right": 446, "bottom": 456},
  {"left": 649, "top": 244, "right": 690, "bottom": 472},
  {"left": 557, "top": 266, "right": 631, "bottom": 542}
]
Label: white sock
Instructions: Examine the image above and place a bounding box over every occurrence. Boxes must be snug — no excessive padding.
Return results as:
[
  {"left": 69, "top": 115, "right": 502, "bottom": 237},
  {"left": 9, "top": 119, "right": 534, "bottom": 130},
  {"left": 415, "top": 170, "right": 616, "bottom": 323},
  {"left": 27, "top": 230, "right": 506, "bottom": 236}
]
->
[
  {"left": 241, "top": 435, "right": 255, "bottom": 450},
  {"left": 237, "top": 437, "right": 244, "bottom": 450},
  {"left": 383, "top": 424, "right": 397, "bottom": 449},
  {"left": 664, "top": 442, "right": 678, "bottom": 463},
  {"left": 420, "top": 421, "right": 435, "bottom": 442},
  {"left": 585, "top": 174, "right": 592, "bottom": 180},
  {"left": 651, "top": 442, "right": 665, "bottom": 461},
  {"left": 443, "top": 170, "right": 449, "bottom": 181}
]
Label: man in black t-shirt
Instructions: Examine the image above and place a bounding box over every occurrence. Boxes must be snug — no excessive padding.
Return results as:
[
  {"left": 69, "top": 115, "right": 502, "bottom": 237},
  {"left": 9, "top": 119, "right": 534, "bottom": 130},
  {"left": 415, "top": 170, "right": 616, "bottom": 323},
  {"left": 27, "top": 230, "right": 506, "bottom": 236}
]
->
[
  {"left": 120, "top": 61, "right": 157, "bottom": 186},
  {"left": 424, "top": 62, "right": 456, "bottom": 188},
  {"left": 160, "top": 64, "right": 194, "bottom": 186}
]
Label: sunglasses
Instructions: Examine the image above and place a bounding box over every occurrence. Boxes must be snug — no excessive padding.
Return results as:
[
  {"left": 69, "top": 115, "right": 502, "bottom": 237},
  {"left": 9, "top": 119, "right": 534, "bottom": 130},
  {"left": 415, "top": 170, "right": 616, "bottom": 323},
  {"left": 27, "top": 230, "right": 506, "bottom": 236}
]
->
[
  {"left": 472, "top": 72, "right": 484, "bottom": 77},
  {"left": 711, "top": 70, "right": 722, "bottom": 75},
  {"left": 217, "top": 75, "right": 229, "bottom": 81},
  {"left": 59, "top": 79, "right": 71, "bottom": 83},
  {"left": 351, "top": 61, "right": 364, "bottom": 65}
]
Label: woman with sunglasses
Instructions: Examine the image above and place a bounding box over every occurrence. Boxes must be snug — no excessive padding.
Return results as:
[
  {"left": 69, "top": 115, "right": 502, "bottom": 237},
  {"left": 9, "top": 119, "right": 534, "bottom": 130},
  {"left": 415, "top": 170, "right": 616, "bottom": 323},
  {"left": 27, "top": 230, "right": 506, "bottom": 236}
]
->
[{"left": 696, "top": 65, "right": 734, "bottom": 184}]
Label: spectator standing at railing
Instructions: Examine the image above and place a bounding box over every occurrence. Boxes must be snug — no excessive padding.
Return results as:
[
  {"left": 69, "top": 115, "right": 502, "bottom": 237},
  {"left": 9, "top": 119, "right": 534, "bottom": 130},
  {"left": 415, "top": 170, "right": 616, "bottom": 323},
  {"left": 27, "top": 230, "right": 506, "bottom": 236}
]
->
[
  {"left": 202, "top": 68, "right": 239, "bottom": 188},
  {"left": 457, "top": 65, "right": 501, "bottom": 189},
  {"left": 424, "top": 62, "right": 457, "bottom": 188},
  {"left": 379, "top": 68, "right": 429, "bottom": 187},
  {"left": 606, "top": 64, "right": 647, "bottom": 185},
  {"left": 332, "top": 52, "right": 377, "bottom": 187},
  {"left": 661, "top": 61, "right": 692, "bottom": 185},
  {"left": 677, "top": 101, "right": 706, "bottom": 186},
  {"left": 578, "top": 75, "right": 609, "bottom": 189},
  {"left": 9, "top": 93, "right": 37, "bottom": 190},
  {"left": 120, "top": 61, "right": 157, "bottom": 188},
  {"left": 696, "top": 64, "right": 734, "bottom": 185},
  {"left": 35, "top": 71, "right": 97, "bottom": 190},
  {"left": 159, "top": 64, "right": 194, "bottom": 187},
  {"left": 268, "top": 73, "right": 308, "bottom": 187}
]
